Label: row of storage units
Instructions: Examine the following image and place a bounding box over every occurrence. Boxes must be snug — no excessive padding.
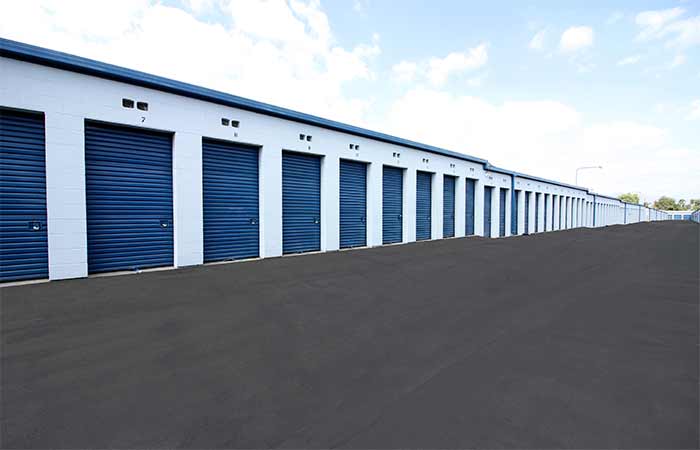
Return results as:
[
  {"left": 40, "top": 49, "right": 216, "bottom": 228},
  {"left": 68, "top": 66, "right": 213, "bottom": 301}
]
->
[
  {"left": 0, "top": 38, "right": 671, "bottom": 283},
  {"left": 691, "top": 210, "right": 700, "bottom": 223},
  {"left": 667, "top": 210, "right": 694, "bottom": 221}
]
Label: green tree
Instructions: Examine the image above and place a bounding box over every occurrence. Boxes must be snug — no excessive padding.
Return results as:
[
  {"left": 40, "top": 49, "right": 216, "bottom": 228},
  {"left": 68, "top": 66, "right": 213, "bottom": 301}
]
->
[
  {"left": 618, "top": 192, "right": 640, "bottom": 204},
  {"left": 677, "top": 199, "right": 688, "bottom": 210},
  {"left": 654, "top": 196, "right": 679, "bottom": 210},
  {"left": 689, "top": 199, "right": 700, "bottom": 211}
]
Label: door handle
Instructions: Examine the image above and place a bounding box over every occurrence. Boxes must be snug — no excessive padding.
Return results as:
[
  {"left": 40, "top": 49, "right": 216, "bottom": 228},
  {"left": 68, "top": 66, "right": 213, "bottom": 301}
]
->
[
  {"left": 250, "top": 218, "right": 259, "bottom": 225},
  {"left": 313, "top": 217, "right": 320, "bottom": 224},
  {"left": 28, "top": 221, "right": 42, "bottom": 231},
  {"left": 159, "top": 219, "right": 170, "bottom": 228}
]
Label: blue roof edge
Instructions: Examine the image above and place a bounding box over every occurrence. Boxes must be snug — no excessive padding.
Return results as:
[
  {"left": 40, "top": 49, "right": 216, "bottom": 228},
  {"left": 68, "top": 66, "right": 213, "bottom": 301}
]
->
[{"left": 1, "top": 37, "right": 648, "bottom": 207}]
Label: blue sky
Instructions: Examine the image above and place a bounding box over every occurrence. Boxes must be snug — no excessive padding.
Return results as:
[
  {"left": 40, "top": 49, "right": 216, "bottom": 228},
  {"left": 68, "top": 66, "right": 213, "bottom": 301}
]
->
[{"left": 1, "top": 0, "right": 697, "bottom": 201}]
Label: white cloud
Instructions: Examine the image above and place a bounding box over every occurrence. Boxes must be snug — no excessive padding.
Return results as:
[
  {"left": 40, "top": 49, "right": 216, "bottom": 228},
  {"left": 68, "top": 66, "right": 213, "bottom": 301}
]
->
[
  {"left": 0, "top": 0, "right": 380, "bottom": 126},
  {"left": 383, "top": 88, "right": 697, "bottom": 199},
  {"left": 529, "top": 29, "right": 546, "bottom": 51},
  {"left": 687, "top": 100, "right": 700, "bottom": 120},
  {"left": 427, "top": 44, "right": 488, "bottom": 86},
  {"left": 0, "top": 0, "right": 694, "bottom": 200},
  {"left": 466, "top": 73, "right": 487, "bottom": 87},
  {"left": 391, "top": 43, "right": 488, "bottom": 87},
  {"left": 384, "top": 88, "right": 582, "bottom": 178},
  {"left": 661, "top": 15, "right": 700, "bottom": 48},
  {"left": 635, "top": 7, "right": 699, "bottom": 49},
  {"left": 635, "top": 7, "right": 686, "bottom": 40},
  {"left": 580, "top": 120, "right": 700, "bottom": 199},
  {"left": 391, "top": 60, "right": 418, "bottom": 83},
  {"left": 617, "top": 54, "right": 641, "bottom": 66},
  {"left": 559, "top": 26, "right": 594, "bottom": 52}
]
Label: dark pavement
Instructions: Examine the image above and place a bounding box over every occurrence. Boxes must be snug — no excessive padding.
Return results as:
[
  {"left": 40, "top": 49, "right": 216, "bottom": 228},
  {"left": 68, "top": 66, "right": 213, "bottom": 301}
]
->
[{"left": 1, "top": 221, "right": 698, "bottom": 448}]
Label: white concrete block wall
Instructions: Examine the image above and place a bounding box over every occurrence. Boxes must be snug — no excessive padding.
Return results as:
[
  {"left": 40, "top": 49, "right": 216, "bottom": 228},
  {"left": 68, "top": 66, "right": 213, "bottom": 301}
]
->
[
  {"left": 0, "top": 55, "right": 649, "bottom": 281},
  {"left": 172, "top": 132, "right": 203, "bottom": 267},
  {"left": 432, "top": 172, "right": 443, "bottom": 240},
  {"left": 490, "top": 185, "right": 499, "bottom": 238},
  {"left": 505, "top": 188, "right": 512, "bottom": 237},
  {"left": 531, "top": 192, "right": 536, "bottom": 232},
  {"left": 474, "top": 179, "right": 485, "bottom": 236},
  {"left": 404, "top": 167, "right": 417, "bottom": 242},
  {"left": 537, "top": 194, "right": 545, "bottom": 233},
  {"left": 454, "top": 176, "right": 466, "bottom": 238},
  {"left": 44, "top": 112, "right": 87, "bottom": 279},
  {"left": 366, "top": 162, "right": 382, "bottom": 247}
]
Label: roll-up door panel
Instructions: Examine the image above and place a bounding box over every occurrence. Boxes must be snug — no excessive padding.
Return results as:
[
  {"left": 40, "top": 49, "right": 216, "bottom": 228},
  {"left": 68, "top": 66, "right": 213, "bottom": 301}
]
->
[
  {"left": 524, "top": 193, "right": 530, "bottom": 234},
  {"left": 202, "top": 139, "right": 259, "bottom": 262},
  {"left": 416, "top": 171, "right": 432, "bottom": 241},
  {"left": 0, "top": 109, "right": 48, "bottom": 282},
  {"left": 85, "top": 122, "right": 173, "bottom": 274},
  {"left": 382, "top": 166, "right": 403, "bottom": 244},
  {"left": 282, "top": 152, "right": 321, "bottom": 254},
  {"left": 499, "top": 188, "right": 506, "bottom": 237},
  {"left": 443, "top": 175, "right": 455, "bottom": 238},
  {"left": 559, "top": 199, "right": 563, "bottom": 229},
  {"left": 339, "top": 160, "right": 367, "bottom": 249},
  {"left": 544, "top": 194, "right": 549, "bottom": 231},
  {"left": 465, "top": 178, "right": 475, "bottom": 236},
  {"left": 484, "top": 187, "right": 492, "bottom": 238}
]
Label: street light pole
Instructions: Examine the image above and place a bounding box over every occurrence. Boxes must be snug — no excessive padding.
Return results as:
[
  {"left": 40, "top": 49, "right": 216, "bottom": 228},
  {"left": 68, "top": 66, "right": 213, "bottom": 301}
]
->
[{"left": 575, "top": 165, "right": 603, "bottom": 185}]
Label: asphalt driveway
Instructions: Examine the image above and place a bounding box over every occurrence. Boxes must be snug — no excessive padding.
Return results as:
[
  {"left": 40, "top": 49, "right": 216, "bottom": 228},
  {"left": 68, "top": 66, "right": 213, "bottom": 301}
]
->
[{"left": 1, "top": 221, "right": 698, "bottom": 448}]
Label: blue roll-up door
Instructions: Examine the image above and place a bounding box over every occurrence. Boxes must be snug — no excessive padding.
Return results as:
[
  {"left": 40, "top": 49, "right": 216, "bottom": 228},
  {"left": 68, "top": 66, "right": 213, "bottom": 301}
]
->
[
  {"left": 382, "top": 166, "right": 403, "bottom": 244},
  {"left": 0, "top": 108, "right": 48, "bottom": 282},
  {"left": 483, "top": 187, "right": 492, "bottom": 237},
  {"left": 564, "top": 198, "right": 569, "bottom": 228},
  {"left": 559, "top": 199, "right": 563, "bottom": 229},
  {"left": 512, "top": 190, "right": 520, "bottom": 235},
  {"left": 499, "top": 188, "right": 506, "bottom": 237},
  {"left": 443, "top": 175, "right": 455, "bottom": 238},
  {"left": 535, "top": 193, "right": 540, "bottom": 232},
  {"left": 524, "top": 192, "right": 530, "bottom": 234},
  {"left": 416, "top": 171, "right": 432, "bottom": 241},
  {"left": 544, "top": 194, "right": 549, "bottom": 231},
  {"left": 340, "top": 160, "right": 367, "bottom": 249},
  {"left": 85, "top": 122, "right": 173, "bottom": 274},
  {"left": 552, "top": 196, "right": 556, "bottom": 229},
  {"left": 466, "top": 178, "right": 475, "bottom": 235},
  {"left": 202, "top": 139, "right": 259, "bottom": 263},
  {"left": 282, "top": 151, "right": 321, "bottom": 254}
]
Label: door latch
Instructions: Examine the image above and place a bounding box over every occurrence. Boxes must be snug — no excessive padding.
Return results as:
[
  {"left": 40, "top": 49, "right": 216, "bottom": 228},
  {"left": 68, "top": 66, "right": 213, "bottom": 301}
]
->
[
  {"left": 313, "top": 217, "right": 320, "bottom": 224},
  {"left": 28, "top": 221, "right": 42, "bottom": 231},
  {"left": 159, "top": 219, "right": 170, "bottom": 228},
  {"left": 250, "top": 218, "right": 259, "bottom": 225}
]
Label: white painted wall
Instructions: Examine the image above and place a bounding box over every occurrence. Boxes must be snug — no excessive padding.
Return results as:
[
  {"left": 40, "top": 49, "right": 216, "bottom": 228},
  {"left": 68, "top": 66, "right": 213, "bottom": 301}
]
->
[{"left": 0, "top": 56, "right": 655, "bottom": 281}]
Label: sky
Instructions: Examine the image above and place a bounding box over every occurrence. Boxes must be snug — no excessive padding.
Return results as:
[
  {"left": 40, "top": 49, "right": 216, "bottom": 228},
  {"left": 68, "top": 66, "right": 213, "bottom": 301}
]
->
[{"left": 1, "top": 0, "right": 698, "bottom": 203}]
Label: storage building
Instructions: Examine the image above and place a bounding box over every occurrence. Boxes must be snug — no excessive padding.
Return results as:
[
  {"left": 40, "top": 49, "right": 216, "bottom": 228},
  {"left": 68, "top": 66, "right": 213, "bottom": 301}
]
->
[{"left": 0, "top": 39, "right": 671, "bottom": 283}]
